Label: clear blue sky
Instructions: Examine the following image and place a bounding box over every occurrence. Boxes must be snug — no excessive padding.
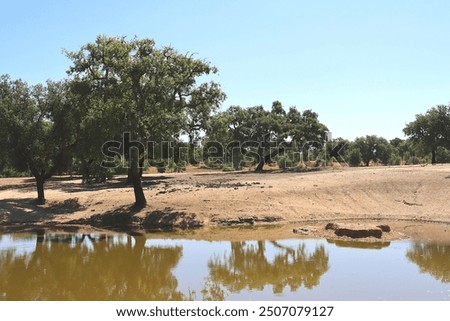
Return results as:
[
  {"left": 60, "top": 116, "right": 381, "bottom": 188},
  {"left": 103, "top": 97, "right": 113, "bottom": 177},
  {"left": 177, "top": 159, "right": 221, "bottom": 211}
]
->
[{"left": 1, "top": 0, "right": 449, "bottom": 140}]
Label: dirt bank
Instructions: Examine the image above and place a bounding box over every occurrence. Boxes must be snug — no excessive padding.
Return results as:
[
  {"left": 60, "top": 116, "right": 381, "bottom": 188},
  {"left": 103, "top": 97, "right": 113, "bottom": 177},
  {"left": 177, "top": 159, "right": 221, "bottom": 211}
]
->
[{"left": 1, "top": 164, "right": 449, "bottom": 241}]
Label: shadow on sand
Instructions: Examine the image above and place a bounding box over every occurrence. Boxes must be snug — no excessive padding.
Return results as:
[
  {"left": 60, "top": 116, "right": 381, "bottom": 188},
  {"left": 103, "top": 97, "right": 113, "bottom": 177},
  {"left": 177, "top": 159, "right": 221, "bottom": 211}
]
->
[{"left": 0, "top": 197, "right": 84, "bottom": 223}]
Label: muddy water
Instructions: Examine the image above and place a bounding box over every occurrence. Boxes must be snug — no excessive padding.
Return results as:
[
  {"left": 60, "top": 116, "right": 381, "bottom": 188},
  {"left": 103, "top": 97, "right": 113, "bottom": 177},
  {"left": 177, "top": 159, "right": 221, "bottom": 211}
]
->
[{"left": 0, "top": 232, "right": 449, "bottom": 300}]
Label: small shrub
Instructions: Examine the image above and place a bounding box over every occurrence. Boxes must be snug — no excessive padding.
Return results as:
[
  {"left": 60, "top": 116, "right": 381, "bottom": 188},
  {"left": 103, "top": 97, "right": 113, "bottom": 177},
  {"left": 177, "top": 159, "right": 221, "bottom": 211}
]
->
[
  {"left": 291, "top": 162, "right": 307, "bottom": 172},
  {"left": 420, "top": 156, "right": 430, "bottom": 164},
  {"left": 314, "top": 159, "right": 324, "bottom": 167},
  {"left": 0, "top": 167, "right": 30, "bottom": 178},
  {"left": 204, "top": 160, "right": 222, "bottom": 169},
  {"left": 388, "top": 154, "right": 402, "bottom": 166},
  {"left": 157, "top": 166, "right": 166, "bottom": 173},
  {"left": 408, "top": 156, "right": 421, "bottom": 165},
  {"left": 166, "top": 159, "right": 176, "bottom": 171},
  {"left": 277, "top": 155, "right": 295, "bottom": 169}
]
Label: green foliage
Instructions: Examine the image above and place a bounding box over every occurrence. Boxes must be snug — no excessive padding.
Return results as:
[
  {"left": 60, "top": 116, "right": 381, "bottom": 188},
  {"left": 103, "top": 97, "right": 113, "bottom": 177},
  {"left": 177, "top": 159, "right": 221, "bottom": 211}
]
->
[
  {"left": 347, "top": 148, "right": 362, "bottom": 167},
  {"left": 292, "top": 162, "right": 306, "bottom": 172},
  {"left": 388, "top": 154, "right": 402, "bottom": 166},
  {"left": 314, "top": 159, "right": 325, "bottom": 167},
  {"left": 207, "top": 102, "right": 328, "bottom": 172},
  {"left": 404, "top": 104, "right": 450, "bottom": 163},
  {"left": 353, "top": 135, "right": 393, "bottom": 166},
  {"left": 222, "top": 166, "right": 235, "bottom": 172},
  {"left": 0, "top": 75, "right": 76, "bottom": 202},
  {"left": 327, "top": 137, "right": 349, "bottom": 162},
  {"left": 0, "top": 166, "right": 30, "bottom": 178},
  {"left": 421, "top": 155, "right": 431, "bottom": 164},
  {"left": 408, "top": 156, "right": 421, "bottom": 165},
  {"left": 66, "top": 35, "right": 226, "bottom": 206},
  {"left": 390, "top": 138, "right": 412, "bottom": 158},
  {"left": 77, "top": 160, "right": 115, "bottom": 184},
  {"left": 436, "top": 147, "right": 450, "bottom": 163},
  {"left": 166, "top": 159, "right": 177, "bottom": 171},
  {"left": 277, "top": 154, "right": 295, "bottom": 169}
]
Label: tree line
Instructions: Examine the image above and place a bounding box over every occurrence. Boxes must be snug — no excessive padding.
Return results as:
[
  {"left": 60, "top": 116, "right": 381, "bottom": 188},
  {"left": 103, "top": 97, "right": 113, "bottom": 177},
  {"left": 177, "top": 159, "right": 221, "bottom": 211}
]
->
[{"left": 1, "top": 35, "right": 449, "bottom": 207}]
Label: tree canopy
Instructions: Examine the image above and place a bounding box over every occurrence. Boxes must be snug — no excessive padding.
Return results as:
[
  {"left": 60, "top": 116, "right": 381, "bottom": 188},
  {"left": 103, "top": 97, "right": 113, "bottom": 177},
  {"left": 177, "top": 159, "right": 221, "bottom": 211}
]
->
[
  {"left": 65, "top": 35, "right": 225, "bottom": 207},
  {"left": 206, "top": 101, "right": 328, "bottom": 171},
  {"left": 404, "top": 104, "right": 450, "bottom": 164},
  {"left": 0, "top": 76, "right": 76, "bottom": 203}
]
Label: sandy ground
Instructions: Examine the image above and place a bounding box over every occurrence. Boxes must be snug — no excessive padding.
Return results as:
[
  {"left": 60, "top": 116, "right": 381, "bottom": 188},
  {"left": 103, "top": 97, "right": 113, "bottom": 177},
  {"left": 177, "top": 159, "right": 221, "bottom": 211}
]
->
[{"left": 1, "top": 164, "right": 449, "bottom": 242}]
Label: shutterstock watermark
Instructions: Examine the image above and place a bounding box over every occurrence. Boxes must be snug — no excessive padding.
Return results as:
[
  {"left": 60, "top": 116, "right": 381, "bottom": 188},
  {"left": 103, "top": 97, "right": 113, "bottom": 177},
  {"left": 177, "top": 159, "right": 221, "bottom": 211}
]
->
[{"left": 100, "top": 132, "right": 347, "bottom": 169}]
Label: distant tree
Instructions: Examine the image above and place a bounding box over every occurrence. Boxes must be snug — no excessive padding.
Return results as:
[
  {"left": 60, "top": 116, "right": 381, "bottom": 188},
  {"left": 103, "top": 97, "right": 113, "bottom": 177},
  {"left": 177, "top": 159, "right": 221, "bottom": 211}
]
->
[
  {"left": 327, "top": 137, "right": 350, "bottom": 163},
  {"left": 353, "top": 135, "right": 393, "bottom": 166},
  {"left": 436, "top": 146, "right": 450, "bottom": 163},
  {"left": 207, "top": 102, "right": 328, "bottom": 172},
  {"left": 68, "top": 79, "right": 121, "bottom": 183},
  {"left": 0, "top": 75, "right": 76, "bottom": 203},
  {"left": 181, "top": 82, "right": 226, "bottom": 164},
  {"left": 227, "top": 105, "right": 276, "bottom": 171},
  {"left": 390, "top": 138, "right": 408, "bottom": 158},
  {"left": 404, "top": 105, "right": 450, "bottom": 164},
  {"left": 0, "top": 77, "right": 10, "bottom": 174}
]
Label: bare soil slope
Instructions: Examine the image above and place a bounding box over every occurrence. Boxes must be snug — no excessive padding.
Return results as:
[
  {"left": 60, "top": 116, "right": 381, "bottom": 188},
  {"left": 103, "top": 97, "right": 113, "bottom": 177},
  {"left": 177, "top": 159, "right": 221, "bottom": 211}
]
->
[{"left": 1, "top": 164, "right": 449, "bottom": 241}]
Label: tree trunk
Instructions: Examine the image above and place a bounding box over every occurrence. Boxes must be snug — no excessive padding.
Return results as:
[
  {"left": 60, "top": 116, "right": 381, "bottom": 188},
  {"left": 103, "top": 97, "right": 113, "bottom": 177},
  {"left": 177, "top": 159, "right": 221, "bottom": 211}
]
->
[
  {"left": 130, "top": 149, "right": 146, "bottom": 208},
  {"left": 36, "top": 176, "right": 45, "bottom": 205},
  {"left": 255, "top": 158, "right": 265, "bottom": 172},
  {"left": 127, "top": 167, "right": 132, "bottom": 184},
  {"left": 30, "top": 163, "right": 56, "bottom": 205},
  {"left": 254, "top": 146, "right": 282, "bottom": 173},
  {"left": 127, "top": 160, "right": 144, "bottom": 184},
  {"left": 431, "top": 149, "right": 436, "bottom": 165},
  {"left": 81, "top": 159, "right": 93, "bottom": 184},
  {"left": 255, "top": 147, "right": 265, "bottom": 172},
  {"left": 187, "top": 132, "right": 198, "bottom": 165},
  {"left": 189, "top": 143, "right": 197, "bottom": 165}
]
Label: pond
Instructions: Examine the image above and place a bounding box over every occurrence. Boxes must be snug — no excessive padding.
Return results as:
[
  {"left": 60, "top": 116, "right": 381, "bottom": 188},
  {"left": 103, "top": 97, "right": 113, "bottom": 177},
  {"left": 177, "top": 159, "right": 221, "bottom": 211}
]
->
[{"left": 0, "top": 230, "right": 449, "bottom": 301}]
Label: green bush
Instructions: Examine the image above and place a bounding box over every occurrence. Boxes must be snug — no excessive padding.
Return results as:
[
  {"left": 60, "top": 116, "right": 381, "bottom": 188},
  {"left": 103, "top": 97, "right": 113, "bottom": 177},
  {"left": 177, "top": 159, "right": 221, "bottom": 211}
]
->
[
  {"left": 174, "top": 161, "right": 187, "bottom": 172},
  {"left": 222, "top": 163, "right": 235, "bottom": 171},
  {"left": 205, "top": 160, "right": 222, "bottom": 169},
  {"left": 347, "top": 148, "right": 362, "bottom": 167},
  {"left": 436, "top": 147, "right": 450, "bottom": 163},
  {"left": 162, "top": 159, "right": 176, "bottom": 171},
  {"left": 0, "top": 166, "right": 30, "bottom": 178},
  {"left": 84, "top": 166, "right": 114, "bottom": 184},
  {"left": 388, "top": 154, "right": 402, "bottom": 165},
  {"left": 408, "top": 156, "right": 421, "bottom": 165},
  {"left": 277, "top": 154, "right": 295, "bottom": 169},
  {"left": 314, "top": 159, "right": 324, "bottom": 167},
  {"left": 157, "top": 166, "right": 166, "bottom": 173},
  {"left": 421, "top": 156, "right": 431, "bottom": 164},
  {"left": 291, "top": 162, "right": 307, "bottom": 172}
]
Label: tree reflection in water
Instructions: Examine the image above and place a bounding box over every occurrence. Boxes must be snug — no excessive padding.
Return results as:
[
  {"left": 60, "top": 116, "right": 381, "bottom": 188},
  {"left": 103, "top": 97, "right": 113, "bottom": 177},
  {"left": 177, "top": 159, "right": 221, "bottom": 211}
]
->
[
  {"left": 207, "top": 240, "right": 329, "bottom": 297},
  {"left": 406, "top": 242, "right": 450, "bottom": 283},
  {"left": 0, "top": 231, "right": 184, "bottom": 300}
]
